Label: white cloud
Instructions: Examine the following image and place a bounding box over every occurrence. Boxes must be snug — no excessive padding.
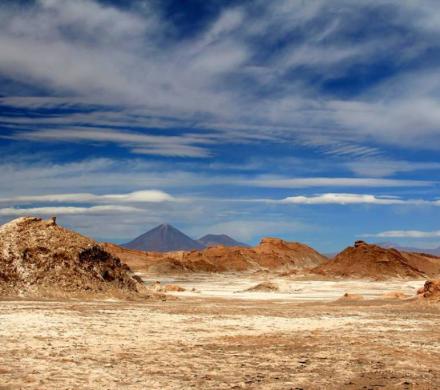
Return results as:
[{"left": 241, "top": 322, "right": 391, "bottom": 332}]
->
[
  {"left": 1, "top": 0, "right": 440, "bottom": 156},
  {"left": 344, "top": 158, "right": 440, "bottom": 177},
  {"left": 248, "top": 177, "right": 433, "bottom": 188},
  {"left": 4, "top": 129, "right": 212, "bottom": 158},
  {"left": 0, "top": 190, "right": 176, "bottom": 205},
  {"left": 364, "top": 230, "right": 440, "bottom": 238},
  {"left": 0, "top": 205, "right": 142, "bottom": 216},
  {"left": 278, "top": 193, "right": 432, "bottom": 205}
]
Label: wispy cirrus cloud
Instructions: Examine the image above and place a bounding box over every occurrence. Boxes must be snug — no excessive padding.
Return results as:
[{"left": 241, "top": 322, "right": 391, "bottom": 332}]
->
[
  {"left": 1, "top": 0, "right": 440, "bottom": 157},
  {"left": 0, "top": 190, "right": 176, "bottom": 205},
  {"left": 363, "top": 230, "right": 440, "bottom": 238},
  {"left": 276, "top": 193, "right": 437, "bottom": 206},
  {"left": 246, "top": 177, "right": 433, "bottom": 188},
  {"left": 344, "top": 158, "right": 440, "bottom": 177},
  {"left": 0, "top": 205, "right": 143, "bottom": 216},
  {"left": 3, "top": 129, "right": 213, "bottom": 158}
]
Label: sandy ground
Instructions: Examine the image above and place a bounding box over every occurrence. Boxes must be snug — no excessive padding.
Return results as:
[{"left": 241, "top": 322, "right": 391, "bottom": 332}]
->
[
  {"left": 143, "top": 273, "right": 426, "bottom": 301},
  {"left": 1, "top": 279, "right": 440, "bottom": 389}
]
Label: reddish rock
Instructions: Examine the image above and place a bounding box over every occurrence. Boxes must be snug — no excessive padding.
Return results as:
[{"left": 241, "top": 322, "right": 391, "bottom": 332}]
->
[
  {"left": 417, "top": 279, "right": 440, "bottom": 301},
  {"left": 104, "top": 237, "right": 327, "bottom": 274},
  {"left": 312, "top": 241, "right": 440, "bottom": 280}
]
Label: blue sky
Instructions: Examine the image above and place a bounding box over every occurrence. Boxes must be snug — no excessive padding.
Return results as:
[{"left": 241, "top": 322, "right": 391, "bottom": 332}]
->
[{"left": 0, "top": 0, "right": 440, "bottom": 251}]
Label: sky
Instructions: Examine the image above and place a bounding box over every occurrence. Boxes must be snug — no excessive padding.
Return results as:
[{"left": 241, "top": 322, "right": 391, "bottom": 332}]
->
[{"left": 0, "top": 0, "right": 439, "bottom": 252}]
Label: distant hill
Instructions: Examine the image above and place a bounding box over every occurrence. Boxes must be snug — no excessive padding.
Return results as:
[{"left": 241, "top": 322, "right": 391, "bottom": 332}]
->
[
  {"left": 123, "top": 224, "right": 204, "bottom": 252},
  {"left": 377, "top": 242, "right": 440, "bottom": 256},
  {"left": 197, "top": 234, "right": 249, "bottom": 248}
]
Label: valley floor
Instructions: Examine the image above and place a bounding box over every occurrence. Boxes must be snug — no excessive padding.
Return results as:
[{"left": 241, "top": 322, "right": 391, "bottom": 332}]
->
[{"left": 0, "top": 279, "right": 440, "bottom": 389}]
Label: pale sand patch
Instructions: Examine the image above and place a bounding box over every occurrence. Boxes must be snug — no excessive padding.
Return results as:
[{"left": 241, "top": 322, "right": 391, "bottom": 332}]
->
[{"left": 143, "top": 273, "right": 425, "bottom": 301}]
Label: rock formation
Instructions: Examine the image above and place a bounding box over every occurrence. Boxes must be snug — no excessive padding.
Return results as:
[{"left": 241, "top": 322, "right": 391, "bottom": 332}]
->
[
  {"left": 104, "top": 237, "right": 327, "bottom": 274},
  {"left": 417, "top": 279, "right": 440, "bottom": 301},
  {"left": 313, "top": 241, "right": 440, "bottom": 280},
  {"left": 0, "top": 217, "right": 145, "bottom": 298}
]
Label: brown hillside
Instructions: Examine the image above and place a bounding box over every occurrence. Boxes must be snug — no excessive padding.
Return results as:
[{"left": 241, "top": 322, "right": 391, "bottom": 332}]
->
[
  {"left": 312, "top": 240, "right": 440, "bottom": 280},
  {"left": 0, "top": 217, "right": 145, "bottom": 298},
  {"left": 104, "top": 238, "right": 327, "bottom": 274},
  {"left": 254, "top": 238, "right": 327, "bottom": 269}
]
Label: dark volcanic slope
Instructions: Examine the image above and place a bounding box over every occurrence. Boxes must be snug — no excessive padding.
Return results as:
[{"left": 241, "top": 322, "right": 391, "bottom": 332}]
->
[
  {"left": 313, "top": 240, "right": 440, "bottom": 280},
  {"left": 124, "top": 224, "right": 204, "bottom": 252},
  {"left": 197, "top": 234, "right": 249, "bottom": 248}
]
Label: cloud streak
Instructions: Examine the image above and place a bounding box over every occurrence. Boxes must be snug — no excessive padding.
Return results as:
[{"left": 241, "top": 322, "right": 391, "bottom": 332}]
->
[
  {"left": 277, "top": 193, "right": 438, "bottom": 206},
  {"left": 4, "top": 129, "right": 213, "bottom": 158},
  {"left": 0, "top": 205, "right": 143, "bottom": 216},
  {"left": 363, "top": 230, "right": 440, "bottom": 238},
  {"left": 247, "top": 177, "right": 433, "bottom": 188},
  {"left": 1, "top": 0, "right": 440, "bottom": 157},
  {"left": 0, "top": 190, "right": 176, "bottom": 205}
]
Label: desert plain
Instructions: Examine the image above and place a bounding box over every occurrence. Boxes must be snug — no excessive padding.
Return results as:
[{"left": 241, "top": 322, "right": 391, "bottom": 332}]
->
[
  {"left": 1, "top": 274, "right": 440, "bottom": 389},
  {"left": 1, "top": 217, "right": 440, "bottom": 389}
]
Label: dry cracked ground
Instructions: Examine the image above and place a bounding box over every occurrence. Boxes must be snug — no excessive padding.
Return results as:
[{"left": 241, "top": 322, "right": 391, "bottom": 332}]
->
[{"left": 0, "top": 290, "right": 440, "bottom": 389}]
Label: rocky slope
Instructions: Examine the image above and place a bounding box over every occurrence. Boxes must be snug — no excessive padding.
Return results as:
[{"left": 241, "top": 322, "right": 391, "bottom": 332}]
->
[
  {"left": 104, "top": 237, "right": 327, "bottom": 274},
  {"left": 0, "top": 217, "right": 145, "bottom": 298},
  {"left": 312, "top": 240, "right": 440, "bottom": 280}
]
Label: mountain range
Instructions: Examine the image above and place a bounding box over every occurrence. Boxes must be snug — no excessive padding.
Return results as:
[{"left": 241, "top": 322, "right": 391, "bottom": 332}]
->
[
  {"left": 377, "top": 242, "right": 440, "bottom": 256},
  {"left": 197, "top": 234, "right": 249, "bottom": 248},
  {"left": 123, "top": 224, "right": 248, "bottom": 252}
]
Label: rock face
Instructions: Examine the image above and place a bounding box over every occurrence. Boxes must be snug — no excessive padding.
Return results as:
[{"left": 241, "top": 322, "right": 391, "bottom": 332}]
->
[
  {"left": 417, "top": 279, "right": 440, "bottom": 301},
  {"left": 313, "top": 241, "right": 440, "bottom": 280},
  {"left": 105, "top": 237, "right": 327, "bottom": 274},
  {"left": 0, "top": 217, "right": 144, "bottom": 298},
  {"left": 197, "top": 234, "right": 249, "bottom": 248},
  {"left": 123, "top": 224, "right": 204, "bottom": 252}
]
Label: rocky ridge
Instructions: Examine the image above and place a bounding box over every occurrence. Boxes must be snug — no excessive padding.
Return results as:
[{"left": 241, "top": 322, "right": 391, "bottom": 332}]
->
[{"left": 104, "top": 237, "right": 327, "bottom": 274}]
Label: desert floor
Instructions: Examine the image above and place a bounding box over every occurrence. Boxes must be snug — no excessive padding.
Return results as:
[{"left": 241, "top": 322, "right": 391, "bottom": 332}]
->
[{"left": 1, "top": 277, "right": 440, "bottom": 389}]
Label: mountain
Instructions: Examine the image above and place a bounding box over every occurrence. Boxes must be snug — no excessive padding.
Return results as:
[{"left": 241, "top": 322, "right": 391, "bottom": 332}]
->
[
  {"left": 197, "top": 234, "right": 249, "bottom": 247},
  {"left": 377, "top": 242, "right": 440, "bottom": 256},
  {"left": 123, "top": 223, "right": 204, "bottom": 252},
  {"left": 312, "top": 240, "right": 440, "bottom": 280}
]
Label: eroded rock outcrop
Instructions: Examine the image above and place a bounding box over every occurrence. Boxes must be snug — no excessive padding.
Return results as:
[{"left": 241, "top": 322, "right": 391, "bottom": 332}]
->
[
  {"left": 312, "top": 241, "right": 440, "bottom": 280},
  {"left": 417, "top": 279, "right": 440, "bottom": 301},
  {"left": 104, "top": 237, "right": 327, "bottom": 274},
  {"left": 0, "top": 217, "right": 145, "bottom": 298}
]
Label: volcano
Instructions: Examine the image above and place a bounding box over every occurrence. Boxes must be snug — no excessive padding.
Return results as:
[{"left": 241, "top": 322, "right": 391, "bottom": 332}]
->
[{"left": 123, "top": 224, "right": 204, "bottom": 252}]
